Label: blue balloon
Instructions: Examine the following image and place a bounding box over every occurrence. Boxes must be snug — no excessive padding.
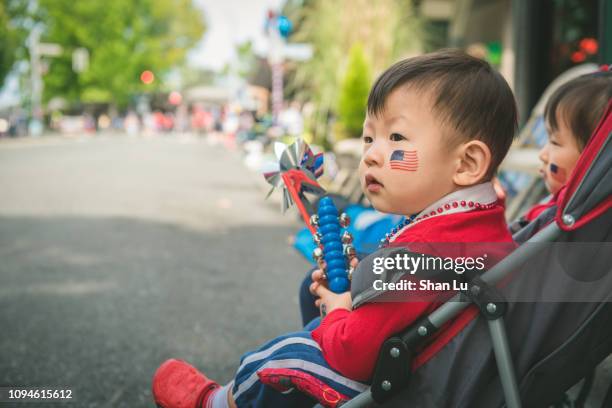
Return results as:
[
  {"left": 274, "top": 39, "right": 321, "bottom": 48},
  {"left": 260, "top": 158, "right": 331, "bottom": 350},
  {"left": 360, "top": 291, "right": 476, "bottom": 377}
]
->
[{"left": 277, "top": 15, "right": 292, "bottom": 38}]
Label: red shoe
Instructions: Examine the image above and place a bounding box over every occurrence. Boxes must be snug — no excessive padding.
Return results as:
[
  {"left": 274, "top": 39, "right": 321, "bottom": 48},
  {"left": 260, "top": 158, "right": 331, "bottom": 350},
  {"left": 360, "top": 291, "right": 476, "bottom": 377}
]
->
[{"left": 153, "top": 359, "right": 220, "bottom": 408}]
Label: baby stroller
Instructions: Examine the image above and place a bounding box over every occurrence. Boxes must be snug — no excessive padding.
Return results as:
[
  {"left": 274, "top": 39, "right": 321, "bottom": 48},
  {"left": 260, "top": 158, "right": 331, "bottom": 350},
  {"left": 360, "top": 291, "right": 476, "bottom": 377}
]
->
[{"left": 317, "top": 101, "right": 612, "bottom": 408}]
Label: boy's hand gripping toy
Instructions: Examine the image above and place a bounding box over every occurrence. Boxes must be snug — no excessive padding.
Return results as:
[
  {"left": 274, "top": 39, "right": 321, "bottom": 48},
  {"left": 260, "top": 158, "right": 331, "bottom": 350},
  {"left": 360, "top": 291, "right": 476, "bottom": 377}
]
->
[
  {"left": 310, "top": 197, "right": 355, "bottom": 292},
  {"left": 263, "top": 139, "right": 355, "bottom": 293}
]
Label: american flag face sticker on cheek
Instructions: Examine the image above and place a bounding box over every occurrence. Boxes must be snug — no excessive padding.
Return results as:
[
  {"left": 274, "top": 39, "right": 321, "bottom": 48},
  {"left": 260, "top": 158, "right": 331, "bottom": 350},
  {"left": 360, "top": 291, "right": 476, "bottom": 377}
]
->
[{"left": 389, "top": 150, "right": 418, "bottom": 172}]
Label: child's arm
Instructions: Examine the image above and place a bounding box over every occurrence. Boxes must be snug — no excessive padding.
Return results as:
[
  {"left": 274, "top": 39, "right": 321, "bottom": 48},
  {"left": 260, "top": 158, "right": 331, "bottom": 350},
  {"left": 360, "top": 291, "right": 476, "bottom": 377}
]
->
[{"left": 310, "top": 297, "right": 431, "bottom": 382}]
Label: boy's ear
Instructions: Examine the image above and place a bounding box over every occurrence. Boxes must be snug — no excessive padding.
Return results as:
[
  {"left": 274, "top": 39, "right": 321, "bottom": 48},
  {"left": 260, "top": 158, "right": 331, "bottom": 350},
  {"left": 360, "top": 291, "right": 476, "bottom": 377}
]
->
[{"left": 453, "top": 140, "right": 492, "bottom": 186}]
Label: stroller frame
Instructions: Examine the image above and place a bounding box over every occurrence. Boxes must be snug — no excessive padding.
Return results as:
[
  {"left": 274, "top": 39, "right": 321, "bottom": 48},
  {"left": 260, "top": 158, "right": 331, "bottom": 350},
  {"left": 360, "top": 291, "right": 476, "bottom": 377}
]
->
[{"left": 330, "top": 221, "right": 561, "bottom": 408}]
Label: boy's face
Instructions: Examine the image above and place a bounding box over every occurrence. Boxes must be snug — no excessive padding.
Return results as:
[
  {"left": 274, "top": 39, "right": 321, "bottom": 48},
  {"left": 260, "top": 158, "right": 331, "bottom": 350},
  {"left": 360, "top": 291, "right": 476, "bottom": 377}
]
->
[
  {"left": 358, "top": 87, "right": 459, "bottom": 215},
  {"left": 539, "top": 112, "right": 581, "bottom": 195}
]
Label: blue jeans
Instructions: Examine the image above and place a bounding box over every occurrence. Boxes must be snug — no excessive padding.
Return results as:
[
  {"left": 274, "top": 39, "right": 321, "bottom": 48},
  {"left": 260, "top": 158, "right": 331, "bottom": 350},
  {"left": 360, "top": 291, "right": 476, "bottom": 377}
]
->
[{"left": 299, "top": 267, "right": 321, "bottom": 327}]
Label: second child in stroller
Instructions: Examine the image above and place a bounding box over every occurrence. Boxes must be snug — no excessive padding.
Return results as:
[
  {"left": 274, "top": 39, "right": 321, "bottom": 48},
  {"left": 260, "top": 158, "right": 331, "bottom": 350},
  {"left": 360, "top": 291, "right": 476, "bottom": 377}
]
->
[
  {"left": 152, "top": 50, "right": 519, "bottom": 408},
  {"left": 509, "top": 68, "right": 612, "bottom": 232}
]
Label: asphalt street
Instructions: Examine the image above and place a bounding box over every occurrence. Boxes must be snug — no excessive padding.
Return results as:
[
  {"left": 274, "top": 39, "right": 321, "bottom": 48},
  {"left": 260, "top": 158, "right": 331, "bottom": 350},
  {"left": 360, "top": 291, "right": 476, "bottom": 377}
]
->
[{"left": 0, "top": 134, "right": 311, "bottom": 407}]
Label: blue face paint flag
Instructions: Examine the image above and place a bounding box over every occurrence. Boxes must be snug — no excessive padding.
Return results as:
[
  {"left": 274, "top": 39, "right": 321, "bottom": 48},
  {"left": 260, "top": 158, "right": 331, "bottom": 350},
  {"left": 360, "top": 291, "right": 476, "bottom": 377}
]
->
[
  {"left": 390, "top": 150, "right": 418, "bottom": 171},
  {"left": 550, "top": 163, "right": 567, "bottom": 182}
]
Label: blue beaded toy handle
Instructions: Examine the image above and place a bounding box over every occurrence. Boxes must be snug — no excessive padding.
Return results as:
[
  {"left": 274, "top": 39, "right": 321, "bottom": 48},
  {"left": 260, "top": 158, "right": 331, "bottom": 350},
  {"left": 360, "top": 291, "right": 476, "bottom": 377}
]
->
[{"left": 310, "top": 196, "right": 355, "bottom": 293}]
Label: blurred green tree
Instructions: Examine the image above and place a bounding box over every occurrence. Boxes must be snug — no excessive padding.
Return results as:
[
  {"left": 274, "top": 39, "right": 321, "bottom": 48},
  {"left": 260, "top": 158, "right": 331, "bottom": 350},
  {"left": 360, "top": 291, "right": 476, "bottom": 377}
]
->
[
  {"left": 0, "top": 0, "right": 27, "bottom": 89},
  {"left": 285, "top": 0, "right": 423, "bottom": 146},
  {"left": 337, "top": 43, "right": 371, "bottom": 139},
  {"left": 0, "top": 5, "right": 15, "bottom": 89},
  {"left": 36, "top": 0, "right": 206, "bottom": 107},
  {"left": 235, "top": 40, "right": 256, "bottom": 79}
]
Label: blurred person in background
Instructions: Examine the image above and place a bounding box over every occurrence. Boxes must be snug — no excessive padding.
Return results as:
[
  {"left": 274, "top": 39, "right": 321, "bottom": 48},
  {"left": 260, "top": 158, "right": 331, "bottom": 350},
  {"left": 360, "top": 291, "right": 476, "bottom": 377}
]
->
[{"left": 278, "top": 101, "right": 304, "bottom": 137}]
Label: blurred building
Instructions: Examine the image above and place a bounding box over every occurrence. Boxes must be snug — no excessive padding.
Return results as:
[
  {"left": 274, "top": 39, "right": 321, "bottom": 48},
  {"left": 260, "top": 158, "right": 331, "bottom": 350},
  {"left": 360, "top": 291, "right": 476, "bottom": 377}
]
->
[
  {"left": 417, "top": 0, "right": 609, "bottom": 125},
  {"left": 184, "top": 86, "right": 232, "bottom": 107}
]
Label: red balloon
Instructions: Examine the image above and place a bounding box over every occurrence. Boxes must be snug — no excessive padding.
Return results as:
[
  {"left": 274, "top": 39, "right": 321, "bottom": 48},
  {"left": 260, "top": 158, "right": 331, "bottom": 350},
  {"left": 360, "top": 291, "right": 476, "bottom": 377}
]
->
[
  {"left": 140, "top": 70, "right": 155, "bottom": 84},
  {"left": 570, "top": 51, "right": 586, "bottom": 63},
  {"left": 168, "top": 91, "right": 182, "bottom": 105},
  {"left": 579, "top": 38, "right": 598, "bottom": 55}
]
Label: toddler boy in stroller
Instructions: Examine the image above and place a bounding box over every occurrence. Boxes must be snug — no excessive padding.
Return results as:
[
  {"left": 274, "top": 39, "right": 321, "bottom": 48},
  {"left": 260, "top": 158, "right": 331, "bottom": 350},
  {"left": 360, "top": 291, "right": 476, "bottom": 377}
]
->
[{"left": 151, "top": 49, "right": 521, "bottom": 408}]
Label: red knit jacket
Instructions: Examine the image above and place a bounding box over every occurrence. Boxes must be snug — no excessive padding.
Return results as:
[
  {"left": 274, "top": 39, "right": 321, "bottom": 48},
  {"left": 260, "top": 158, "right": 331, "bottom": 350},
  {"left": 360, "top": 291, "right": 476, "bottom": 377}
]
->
[{"left": 311, "top": 204, "right": 514, "bottom": 382}]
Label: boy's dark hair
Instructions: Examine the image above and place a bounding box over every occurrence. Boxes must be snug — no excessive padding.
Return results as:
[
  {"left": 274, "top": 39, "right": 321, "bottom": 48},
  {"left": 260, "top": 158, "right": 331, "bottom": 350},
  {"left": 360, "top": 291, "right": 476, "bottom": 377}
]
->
[
  {"left": 544, "top": 71, "right": 612, "bottom": 151},
  {"left": 367, "top": 49, "right": 518, "bottom": 179}
]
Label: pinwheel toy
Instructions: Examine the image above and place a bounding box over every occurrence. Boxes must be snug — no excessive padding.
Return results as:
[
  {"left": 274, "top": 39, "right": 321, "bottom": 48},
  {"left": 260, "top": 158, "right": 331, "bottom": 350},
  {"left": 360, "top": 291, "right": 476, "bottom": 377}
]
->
[
  {"left": 263, "top": 139, "right": 326, "bottom": 233},
  {"left": 263, "top": 139, "right": 355, "bottom": 292}
]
